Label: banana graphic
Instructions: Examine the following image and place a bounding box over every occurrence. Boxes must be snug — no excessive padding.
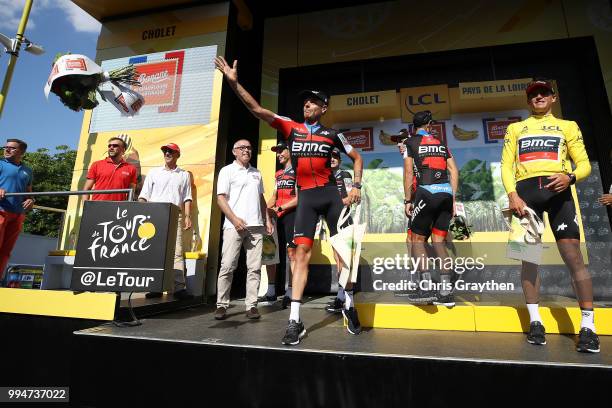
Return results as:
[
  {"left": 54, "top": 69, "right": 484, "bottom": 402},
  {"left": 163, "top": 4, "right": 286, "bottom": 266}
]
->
[
  {"left": 379, "top": 129, "right": 408, "bottom": 145},
  {"left": 452, "top": 124, "right": 478, "bottom": 141}
]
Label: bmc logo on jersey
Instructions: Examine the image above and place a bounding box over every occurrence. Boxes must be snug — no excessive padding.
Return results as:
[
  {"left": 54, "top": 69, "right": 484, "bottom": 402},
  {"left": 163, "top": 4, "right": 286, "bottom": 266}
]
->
[
  {"left": 518, "top": 136, "right": 561, "bottom": 162},
  {"left": 292, "top": 141, "right": 331, "bottom": 154},
  {"left": 277, "top": 179, "right": 295, "bottom": 189},
  {"left": 418, "top": 145, "right": 446, "bottom": 155}
]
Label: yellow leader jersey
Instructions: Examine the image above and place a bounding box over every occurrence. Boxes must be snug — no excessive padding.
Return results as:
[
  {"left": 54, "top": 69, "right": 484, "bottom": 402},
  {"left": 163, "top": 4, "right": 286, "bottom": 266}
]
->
[{"left": 501, "top": 114, "right": 591, "bottom": 194}]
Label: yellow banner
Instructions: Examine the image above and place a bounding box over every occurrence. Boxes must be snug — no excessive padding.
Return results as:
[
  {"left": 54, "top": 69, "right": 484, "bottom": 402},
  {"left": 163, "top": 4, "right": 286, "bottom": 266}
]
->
[
  {"left": 459, "top": 78, "right": 532, "bottom": 99},
  {"left": 332, "top": 90, "right": 397, "bottom": 111},
  {"left": 326, "top": 90, "right": 399, "bottom": 125},
  {"left": 400, "top": 84, "right": 450, "bottom": 122},
  {"left": 97, "top": 3, "right": 229, "bottom": 50}
]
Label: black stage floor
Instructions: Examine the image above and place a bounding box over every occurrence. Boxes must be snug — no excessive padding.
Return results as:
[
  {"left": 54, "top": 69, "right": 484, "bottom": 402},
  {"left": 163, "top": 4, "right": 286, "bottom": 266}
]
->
[
  {"left": 81, "top": 296, "right": 612, "bottom": 368},
  {"left": 70, "top": 296, "right": 611, "bottom": 407}
]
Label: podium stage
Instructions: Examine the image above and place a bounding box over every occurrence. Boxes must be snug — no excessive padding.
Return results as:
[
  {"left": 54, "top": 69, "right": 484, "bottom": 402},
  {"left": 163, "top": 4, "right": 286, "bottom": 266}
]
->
[{"left": 70, "top": 296, "right": 611, "bottom": 407}]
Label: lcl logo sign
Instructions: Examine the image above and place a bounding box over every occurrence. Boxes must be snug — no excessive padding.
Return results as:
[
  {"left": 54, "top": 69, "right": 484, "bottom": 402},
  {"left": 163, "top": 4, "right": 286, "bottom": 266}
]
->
[
  {"left": 401, "top": 84, "right": 451, "bottom": 122},
  {"left": 406, "top": 93, "right": 446, "bottom": 107}
]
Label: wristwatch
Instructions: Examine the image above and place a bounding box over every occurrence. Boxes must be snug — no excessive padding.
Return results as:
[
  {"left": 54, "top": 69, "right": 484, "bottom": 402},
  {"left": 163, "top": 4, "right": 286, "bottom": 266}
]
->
[
  {"left": 353, "top": 182, "right": 362, "bottom": 189},
  {"left": 277, "top": 206, "right": 283, "bottom": 212},
  {"left": 403, "top": 199, "right": 412, "bottom": 205},
  {"left": 568, "top": 173, "right": 576, "bottom": 185}
]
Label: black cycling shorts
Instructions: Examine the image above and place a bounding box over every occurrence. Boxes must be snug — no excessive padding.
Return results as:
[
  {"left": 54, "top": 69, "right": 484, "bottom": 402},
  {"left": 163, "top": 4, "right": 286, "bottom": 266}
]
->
[
  {"left": 410, "top": 186, "right": 453, "bottom": 238},
  {"left": 293, "top": 185, "right": 344, "bottom": 248},
  {"left": 516, "top": 176, "right": 580, "bottom": 240},
  {"left": 278, "top": 210, "right": 296, "bottom": 249}
]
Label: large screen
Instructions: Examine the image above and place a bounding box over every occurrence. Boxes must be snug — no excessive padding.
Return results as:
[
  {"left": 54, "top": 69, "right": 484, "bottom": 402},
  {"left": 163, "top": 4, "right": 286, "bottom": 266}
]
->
[{"left": 90, "top": 45, "right": 217, "bottom": 132}]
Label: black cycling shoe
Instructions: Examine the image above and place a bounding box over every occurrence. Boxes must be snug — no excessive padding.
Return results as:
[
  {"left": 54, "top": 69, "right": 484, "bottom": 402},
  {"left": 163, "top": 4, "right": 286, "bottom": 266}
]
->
[
  {"left": 282, "top": 320, "right": 306, "bottom": 346},
  {"left": 407, "top": 288, "right": 437, "bottom": 305},
  {"left": 526, "top": 321, "right": 547, "bottom": 345},
  {"left": 257, "top": 294, "right": 278, "bottom": 306},
  {"left": 576, "top": 327, "right": 600, "bottom": 353},
  {"left": 325, "top": 297, "right": 344, "bottom": 313},
  {"left": 433, "top": 293, "right": 455, "bottom": 307},
  {"left": 342, "top": 307, "right": 362, "bottom": 335}
]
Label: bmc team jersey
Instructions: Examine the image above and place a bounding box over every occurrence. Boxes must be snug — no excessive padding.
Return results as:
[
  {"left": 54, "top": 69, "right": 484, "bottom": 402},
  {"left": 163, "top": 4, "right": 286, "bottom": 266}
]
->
[
  {"left": 403, "top": 130, "right": 453, "bottom": 238},
  {"left": 270, "top": 115, "right": 353, "bottom": 190},
  {"left": 274, "top": 166, "right": 296, "bottom": 218},
  {"left": 501, "top": 114, "right": 590, "bottom": 194},
  {"left": 403, "top": 131, "right": 453, "bottom": 186}
]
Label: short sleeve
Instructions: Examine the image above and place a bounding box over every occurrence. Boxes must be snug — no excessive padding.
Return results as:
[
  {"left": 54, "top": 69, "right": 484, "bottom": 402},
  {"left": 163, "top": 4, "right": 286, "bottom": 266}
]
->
[
  {"left": 404, "top": 140, "right": 414, "bottom": 158},
  {"left": 86, "top": 161, "right": 98, "bottom": 180},
  {"left": 334, "top": 132, "right": 353, "bottom": 154},
  {"left": 270, "top": 115, "right": 296, "bottom": 140},
  {"left": 138, "top": 170, "right": 153, "bottom": 201},
  {"left": 130, "top": 165, "right": 137, "bottom": 184},
  {"left": 183, "top": 172, "right": 193, "bottom": 202},
  {"left": 216, "top": 166, "right": 230, "bottom": 195}
]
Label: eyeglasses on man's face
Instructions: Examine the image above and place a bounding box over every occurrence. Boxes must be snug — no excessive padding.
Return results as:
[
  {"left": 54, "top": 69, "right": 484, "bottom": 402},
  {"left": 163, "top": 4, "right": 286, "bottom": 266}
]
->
[
  {"left": 2, "top": 146, "right": 18, "bottom": 151},
  {"left": 234, "top": 145, "right": 252, "bottom": 151},
  {"left": 108, "top": 143, "right": 122, "bottom": 148}
]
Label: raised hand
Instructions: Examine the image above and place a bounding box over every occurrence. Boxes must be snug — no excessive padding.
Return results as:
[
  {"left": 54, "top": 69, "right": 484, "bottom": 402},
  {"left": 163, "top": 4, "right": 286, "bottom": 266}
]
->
[{"left": 214, "top": 56, "right": 238, "bottom": 84}]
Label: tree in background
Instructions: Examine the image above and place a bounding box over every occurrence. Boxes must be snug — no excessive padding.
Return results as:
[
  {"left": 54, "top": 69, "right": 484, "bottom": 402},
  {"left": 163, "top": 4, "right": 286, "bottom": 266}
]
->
[{"left": 22, "top": 145, "right": 76, "bottom": 237}]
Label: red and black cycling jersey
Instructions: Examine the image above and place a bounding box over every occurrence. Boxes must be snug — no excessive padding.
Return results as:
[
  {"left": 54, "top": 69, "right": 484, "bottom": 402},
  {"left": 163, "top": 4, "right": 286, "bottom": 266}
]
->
[
  {"left": 334, "top": 169, "right": 352, "bottom": 199},
  {"left": 274, "top": 166, "right": 296, "bottom": 217},
  {"left": 403, "top": 132, "right": 452, "bottom": 185},
  {"left": 271, "top": 115, "right": 353, "bottom": 190}
]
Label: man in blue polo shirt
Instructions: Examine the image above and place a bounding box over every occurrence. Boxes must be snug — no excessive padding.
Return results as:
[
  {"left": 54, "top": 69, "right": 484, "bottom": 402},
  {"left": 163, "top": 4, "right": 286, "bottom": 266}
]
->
[{"left": 0, "top": 139, "right": 34, "bottom": 282}]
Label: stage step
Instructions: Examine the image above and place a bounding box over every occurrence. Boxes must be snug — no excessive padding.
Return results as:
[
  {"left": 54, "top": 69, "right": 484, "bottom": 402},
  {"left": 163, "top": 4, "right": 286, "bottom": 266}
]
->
[{"left": 355, "top": 292, "right": 612, "bottom": 334}]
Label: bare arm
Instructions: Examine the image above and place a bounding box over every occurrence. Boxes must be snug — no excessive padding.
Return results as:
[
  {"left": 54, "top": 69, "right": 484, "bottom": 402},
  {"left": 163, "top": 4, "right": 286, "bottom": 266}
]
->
[
  {"left": 347, "top": 149, "right": 363, "bottom": 184},
  {"left": 261, "top": 194, "right": 274, "bottom": 235},
  {"left": 403, "top": 156, "right": 414, "bottom": 201},
  {"left": 83, "top": 179, "right": 94, "bottom": 191},
  {"left": 215, "top": 57, "right": 276, "bottom": 124},
  {"left": 128, "top": 183, "right": 136, "bottom": 200},
  {"left": 345, "top": 149, "right": 363, "bottom": 205},
  {"left": 83, "top": 178, "right": 95, "bottom": 200},
  {"left": 267, "top": 188, "right": 277, "bottom": 208},
  {"left": 183, "top": 200, "right": 192, "bottom": 230},
  {"left": 447, "top": 157, "right": 459, "bottom": 196},
  {"left": 22, "top": 184, "right": 35, "bottom": 211}
]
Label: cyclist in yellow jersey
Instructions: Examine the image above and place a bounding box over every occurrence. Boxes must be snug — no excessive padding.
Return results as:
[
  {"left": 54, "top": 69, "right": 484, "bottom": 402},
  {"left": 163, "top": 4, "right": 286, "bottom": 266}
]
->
[{"left": 501, "top": 79, "right": 599, "bottom": 353}]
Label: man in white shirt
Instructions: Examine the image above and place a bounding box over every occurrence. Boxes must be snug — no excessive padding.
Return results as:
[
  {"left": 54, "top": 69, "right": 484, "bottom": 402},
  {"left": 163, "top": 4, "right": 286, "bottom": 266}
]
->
[
  {"left": 139, "top": 143, "right": 193, "bottom": 300},
  {"left": 215, "top": 139, "right": 273, "bottom": 320}
]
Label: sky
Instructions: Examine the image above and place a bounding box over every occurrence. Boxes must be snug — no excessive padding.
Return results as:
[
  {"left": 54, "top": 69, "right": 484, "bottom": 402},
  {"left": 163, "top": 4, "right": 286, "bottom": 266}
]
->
[{"left": 0, "top": 0, "right": 101, "bottom": 152}]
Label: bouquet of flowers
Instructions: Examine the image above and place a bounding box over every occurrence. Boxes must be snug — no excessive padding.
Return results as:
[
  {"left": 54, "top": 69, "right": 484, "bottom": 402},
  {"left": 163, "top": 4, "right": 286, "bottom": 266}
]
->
[{"left": 44, "top": 53, "right": 144, "bottom": 116}]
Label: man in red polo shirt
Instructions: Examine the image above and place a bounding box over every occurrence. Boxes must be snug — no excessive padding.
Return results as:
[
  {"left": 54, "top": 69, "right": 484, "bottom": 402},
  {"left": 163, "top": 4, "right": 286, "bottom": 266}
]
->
[{"left": 84, "top": 137, "right": 137, "bottom": 200}]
